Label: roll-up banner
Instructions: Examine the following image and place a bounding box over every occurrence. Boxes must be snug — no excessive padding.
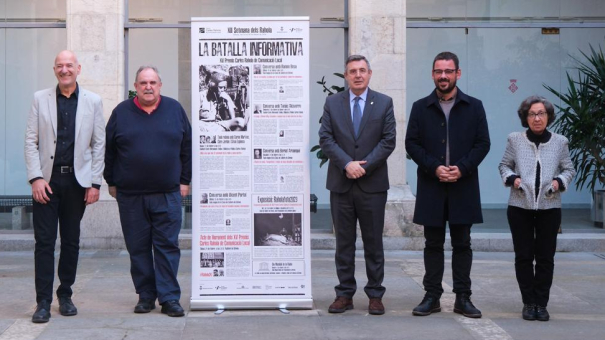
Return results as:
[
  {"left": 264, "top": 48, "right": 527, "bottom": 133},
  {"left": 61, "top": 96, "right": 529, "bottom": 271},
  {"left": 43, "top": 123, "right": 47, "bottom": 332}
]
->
[{"left": 190, "top": 17, "right": 312, "bottom": 310}]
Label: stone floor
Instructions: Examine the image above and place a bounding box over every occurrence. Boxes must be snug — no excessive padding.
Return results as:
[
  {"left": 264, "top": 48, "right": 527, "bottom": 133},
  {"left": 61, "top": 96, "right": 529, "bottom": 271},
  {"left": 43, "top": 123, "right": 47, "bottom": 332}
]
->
[{"left": 1, "top": 250, "right": 605, "bottom": 340}]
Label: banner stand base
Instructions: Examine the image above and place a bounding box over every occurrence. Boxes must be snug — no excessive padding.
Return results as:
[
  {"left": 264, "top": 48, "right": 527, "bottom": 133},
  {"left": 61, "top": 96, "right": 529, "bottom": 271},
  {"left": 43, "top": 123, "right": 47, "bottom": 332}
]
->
[{"left": 190, "top": 298, "right": 313, "bottom": 311}]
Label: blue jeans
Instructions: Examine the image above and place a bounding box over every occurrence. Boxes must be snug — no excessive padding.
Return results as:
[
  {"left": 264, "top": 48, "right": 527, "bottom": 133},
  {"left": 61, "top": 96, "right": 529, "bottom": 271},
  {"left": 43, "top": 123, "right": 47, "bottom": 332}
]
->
[{"left": 117, "top": 191, "right": 182, "bottom": 303}]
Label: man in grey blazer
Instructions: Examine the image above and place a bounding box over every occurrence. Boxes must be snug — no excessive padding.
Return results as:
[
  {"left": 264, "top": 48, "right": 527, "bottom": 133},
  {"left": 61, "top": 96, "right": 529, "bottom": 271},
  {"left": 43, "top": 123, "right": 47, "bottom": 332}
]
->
[
  {"left": 319, "top": 55, "right": 396, "bottom": 315},
  {"left": 24, "top": 50, "right": 105, "bottom": 323}
]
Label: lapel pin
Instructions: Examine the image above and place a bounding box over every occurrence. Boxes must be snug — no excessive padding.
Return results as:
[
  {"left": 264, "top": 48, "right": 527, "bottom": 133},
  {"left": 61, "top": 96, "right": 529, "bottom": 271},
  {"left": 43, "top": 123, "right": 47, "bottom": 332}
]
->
[{"left": 371, "top": 102, "right": 374, "bottom": 105}]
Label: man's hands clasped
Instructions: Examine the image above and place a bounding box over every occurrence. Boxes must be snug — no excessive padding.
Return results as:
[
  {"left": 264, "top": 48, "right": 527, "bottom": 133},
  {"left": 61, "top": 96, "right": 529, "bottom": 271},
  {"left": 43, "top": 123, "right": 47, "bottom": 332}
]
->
[
  {"left": 345, "top": 160, "right": 367, "bottom": 179},
  {"left": 436, "top": 165, "right": 462, "bottom": 183}
]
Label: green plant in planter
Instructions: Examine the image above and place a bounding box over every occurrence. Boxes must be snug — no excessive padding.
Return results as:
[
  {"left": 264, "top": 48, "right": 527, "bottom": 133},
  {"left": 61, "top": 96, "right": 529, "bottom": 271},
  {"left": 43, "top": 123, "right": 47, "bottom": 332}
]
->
[
  {"left": 310, "top": 73, "right": 345, "bottom": 167},
  {"left": 543, "top": 43, "right": 605, "bottom": 192}
]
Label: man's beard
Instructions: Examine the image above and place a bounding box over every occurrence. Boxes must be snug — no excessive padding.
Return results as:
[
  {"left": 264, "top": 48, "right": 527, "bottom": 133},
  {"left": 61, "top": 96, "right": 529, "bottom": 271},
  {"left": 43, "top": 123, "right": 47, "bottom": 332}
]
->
[{"left": 436, "top": 78, "right": 456, "bottom": 95}]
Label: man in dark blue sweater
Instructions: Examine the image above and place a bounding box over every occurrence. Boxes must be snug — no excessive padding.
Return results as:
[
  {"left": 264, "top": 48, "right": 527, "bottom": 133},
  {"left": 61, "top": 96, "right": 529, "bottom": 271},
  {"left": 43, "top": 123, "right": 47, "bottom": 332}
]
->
[{"left": 104, "top": 66, "right": 191, "bottom": 317}]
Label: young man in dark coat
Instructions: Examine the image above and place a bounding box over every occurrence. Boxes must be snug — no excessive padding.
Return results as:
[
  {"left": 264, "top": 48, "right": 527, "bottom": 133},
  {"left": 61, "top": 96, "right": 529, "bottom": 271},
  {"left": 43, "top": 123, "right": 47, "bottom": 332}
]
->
[{"left": 405, "top": 51, "right": 490, "bottom": 318}]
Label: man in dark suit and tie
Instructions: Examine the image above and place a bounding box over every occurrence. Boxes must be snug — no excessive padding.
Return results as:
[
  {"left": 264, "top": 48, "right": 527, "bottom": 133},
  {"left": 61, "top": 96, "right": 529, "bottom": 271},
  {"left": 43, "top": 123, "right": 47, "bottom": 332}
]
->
[{"left": 319, "top": 55, "right": 396, "bottom": 315}]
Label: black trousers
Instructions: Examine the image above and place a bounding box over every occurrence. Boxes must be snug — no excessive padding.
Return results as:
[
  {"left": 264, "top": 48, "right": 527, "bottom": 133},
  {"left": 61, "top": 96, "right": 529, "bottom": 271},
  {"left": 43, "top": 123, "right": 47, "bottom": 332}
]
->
[
  {"left": 330, "top": 184, "right": 387, "bottom": 299},
  {"left": 507, "top": 206, "right": 560, "bottom": 307},
  {"left": 423, "top": 224, "right": 473, "bottom": 297},
  {"left": 116, "top": 191, "right": 182, "bottom": 304},
  {"left": 33, "top": 170, "right": 86, "bottom": 303}
]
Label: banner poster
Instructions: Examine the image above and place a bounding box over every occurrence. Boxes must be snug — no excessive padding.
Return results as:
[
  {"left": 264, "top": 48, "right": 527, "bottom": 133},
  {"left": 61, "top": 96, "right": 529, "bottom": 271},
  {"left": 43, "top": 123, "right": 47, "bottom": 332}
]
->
[{"left": 190, "top": 17, "right": 312, "bottom": 310}]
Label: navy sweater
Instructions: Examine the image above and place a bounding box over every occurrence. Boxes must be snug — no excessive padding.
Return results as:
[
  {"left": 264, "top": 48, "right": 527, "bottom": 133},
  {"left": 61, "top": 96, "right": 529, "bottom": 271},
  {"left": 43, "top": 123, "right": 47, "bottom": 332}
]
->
[{"left": 104, "top": 96, "right": 192, "bottom": 194}]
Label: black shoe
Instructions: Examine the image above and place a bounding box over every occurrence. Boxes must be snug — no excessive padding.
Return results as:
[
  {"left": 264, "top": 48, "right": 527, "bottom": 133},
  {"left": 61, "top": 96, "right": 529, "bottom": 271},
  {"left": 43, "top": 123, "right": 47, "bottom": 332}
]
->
[
  {"left": 412, "top": 295, "right": 441, "bottom": 316},
  {"left": 535, "top": 305, "right": 550, "bottom": 321},
  {"left": 454, "top": 293, "right": 482, "bottom": 318},
  {"left": 32, "top": 300, "right": 51, "bottom": 323},
  {"left": 134, "top": 298, "right": 156, "bottom": 313},
  {"left": 161, "top": 300, "right": 185, "bottom": 317},
  {"left": 58, "top": 297, "right": 77, "bottom": 316},
  {"left": 522, "top": 304, "right": 536, "bottom": 321}
]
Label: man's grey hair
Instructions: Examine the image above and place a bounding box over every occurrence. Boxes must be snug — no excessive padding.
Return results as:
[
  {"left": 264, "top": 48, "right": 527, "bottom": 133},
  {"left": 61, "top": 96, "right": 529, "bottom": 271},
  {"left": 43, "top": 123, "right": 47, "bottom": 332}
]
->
[
  {"left": 345, "top": 55, "right": 371, "bottom": 71},
  {"left": 135, "top": 65, "right": 162, "bottom": 82}
]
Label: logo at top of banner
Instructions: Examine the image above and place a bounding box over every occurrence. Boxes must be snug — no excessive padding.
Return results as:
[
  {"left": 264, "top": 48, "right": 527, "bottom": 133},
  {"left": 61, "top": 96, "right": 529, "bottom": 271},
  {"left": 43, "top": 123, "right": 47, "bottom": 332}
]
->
[
  {"left": 276, "top": 26, "right": 303, "bottom": 34},
  {"left": 199, "top": 27, "right": 221, "bottom": 34}
]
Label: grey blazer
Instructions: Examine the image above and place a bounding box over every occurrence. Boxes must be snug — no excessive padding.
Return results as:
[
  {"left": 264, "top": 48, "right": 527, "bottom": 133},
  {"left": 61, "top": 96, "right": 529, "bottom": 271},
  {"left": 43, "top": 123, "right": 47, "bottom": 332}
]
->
[
  {"left": 25, "top": 87, "right": 105, "bottom": 187},
  {"left": 318, "top": 88, "right": 396, "bottom": 193},
  {"left": 498, "top": 131, "right": 575, "bottom": 210}
]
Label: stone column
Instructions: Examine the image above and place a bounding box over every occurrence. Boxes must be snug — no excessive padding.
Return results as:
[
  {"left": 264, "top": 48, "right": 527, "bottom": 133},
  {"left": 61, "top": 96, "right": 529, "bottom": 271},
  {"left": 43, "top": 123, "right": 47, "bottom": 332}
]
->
[
  {"left": 349, "top": 0, "right": 420, "bottom": 236},
  {"left": 66, "top": 0, "right": 126, "bottom": 248},
  {"left": 67, "top": 0, "right": 125, "bottom": 120}
]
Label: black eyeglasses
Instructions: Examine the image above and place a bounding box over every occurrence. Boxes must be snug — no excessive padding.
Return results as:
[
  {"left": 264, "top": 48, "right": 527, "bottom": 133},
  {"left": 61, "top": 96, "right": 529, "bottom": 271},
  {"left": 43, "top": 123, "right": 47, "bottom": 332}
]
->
[
  {"left": 433, "top": 69, "right": 457, "bottom": 76},
  {"left": 528, "top": 111, "right": 547, "bottom": 119}
]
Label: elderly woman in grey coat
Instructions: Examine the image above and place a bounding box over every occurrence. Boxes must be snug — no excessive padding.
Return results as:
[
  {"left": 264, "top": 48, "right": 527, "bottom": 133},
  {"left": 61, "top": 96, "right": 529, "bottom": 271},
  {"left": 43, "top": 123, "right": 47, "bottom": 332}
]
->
[{"left": 499, "top": 95, "right": 575, "bottom": 322}]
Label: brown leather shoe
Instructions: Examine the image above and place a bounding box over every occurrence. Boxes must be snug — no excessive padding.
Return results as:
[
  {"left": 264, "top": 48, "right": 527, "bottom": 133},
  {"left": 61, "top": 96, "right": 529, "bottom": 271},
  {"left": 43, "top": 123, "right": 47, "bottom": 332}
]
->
[
  {"left": 328, "top": 296, "right": 353, "bottom": 313},
  {"left": 368, "top": 298, "right": 385, "bottom": 315}
]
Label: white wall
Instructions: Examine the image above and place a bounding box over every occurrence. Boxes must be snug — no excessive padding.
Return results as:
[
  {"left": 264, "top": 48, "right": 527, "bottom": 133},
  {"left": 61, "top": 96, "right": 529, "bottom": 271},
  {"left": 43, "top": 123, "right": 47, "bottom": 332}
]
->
[{"left": 405, "top": 0, "right": 605, "bottom": 207}]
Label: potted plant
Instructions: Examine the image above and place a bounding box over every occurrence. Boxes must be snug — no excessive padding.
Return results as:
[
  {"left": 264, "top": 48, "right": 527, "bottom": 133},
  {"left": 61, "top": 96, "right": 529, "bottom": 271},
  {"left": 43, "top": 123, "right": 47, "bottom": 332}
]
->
[
  {"left": 310, "top": 73, "right": 345, "bottom": 167},
  {"left": 543, "top": 43, "right": 605, "bottom": 226}
]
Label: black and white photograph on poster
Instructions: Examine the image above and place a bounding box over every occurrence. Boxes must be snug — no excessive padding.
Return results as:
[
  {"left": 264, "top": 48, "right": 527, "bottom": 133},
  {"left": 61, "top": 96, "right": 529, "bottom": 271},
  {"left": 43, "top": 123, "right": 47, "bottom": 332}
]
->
[
  {"left": 200, "top": 252, "right": 225, "bottom": 268},
  {"left": 198, "top": 64, "right": 250, "bottom": 133},
  {"left": 199, "top": 135, "right": 217, "bottom": 144},
  {"left": 253, "top": 104, "right": 262, "bottom": 114},
  {"left": 254, "top": 213, "right": 302, "bottom": 246}
]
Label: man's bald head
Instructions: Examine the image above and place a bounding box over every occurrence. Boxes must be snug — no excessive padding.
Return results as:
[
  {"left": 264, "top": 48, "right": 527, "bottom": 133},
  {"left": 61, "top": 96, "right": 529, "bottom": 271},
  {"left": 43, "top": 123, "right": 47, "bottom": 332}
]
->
[
  {"left": 54, "top": 50, "right": 81, "bottom": 93},
  {"left": 54, "top": 50, "right": 79, "bottom": 66}
]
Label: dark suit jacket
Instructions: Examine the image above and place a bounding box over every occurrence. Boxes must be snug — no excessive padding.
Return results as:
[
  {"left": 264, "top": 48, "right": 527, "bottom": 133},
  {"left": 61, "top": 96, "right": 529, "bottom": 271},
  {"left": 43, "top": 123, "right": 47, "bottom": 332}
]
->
[
  {"left": 319, "top": 88, "right": 396, "bottom": 193},
  {"left": 405, "top": 88, "right": 490, "bottom": 226}
]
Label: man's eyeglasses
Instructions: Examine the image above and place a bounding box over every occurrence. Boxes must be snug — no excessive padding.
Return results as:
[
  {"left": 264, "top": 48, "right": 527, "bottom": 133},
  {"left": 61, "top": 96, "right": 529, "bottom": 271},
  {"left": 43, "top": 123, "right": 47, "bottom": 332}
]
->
[
  {"left": 528, "top": 111, "right": 547, "bottom": 119},
  {"left": 433, "top": 69, "right": 457, "bottom": 76},
  {"left": 218, "top": 86, "right": 227, "bottom": 89}
]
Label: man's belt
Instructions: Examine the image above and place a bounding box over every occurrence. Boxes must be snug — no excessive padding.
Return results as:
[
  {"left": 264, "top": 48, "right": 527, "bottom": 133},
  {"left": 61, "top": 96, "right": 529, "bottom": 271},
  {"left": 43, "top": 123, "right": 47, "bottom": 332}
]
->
[{"left": 57, "top": 166, "right": 74, "bottom": 174}]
